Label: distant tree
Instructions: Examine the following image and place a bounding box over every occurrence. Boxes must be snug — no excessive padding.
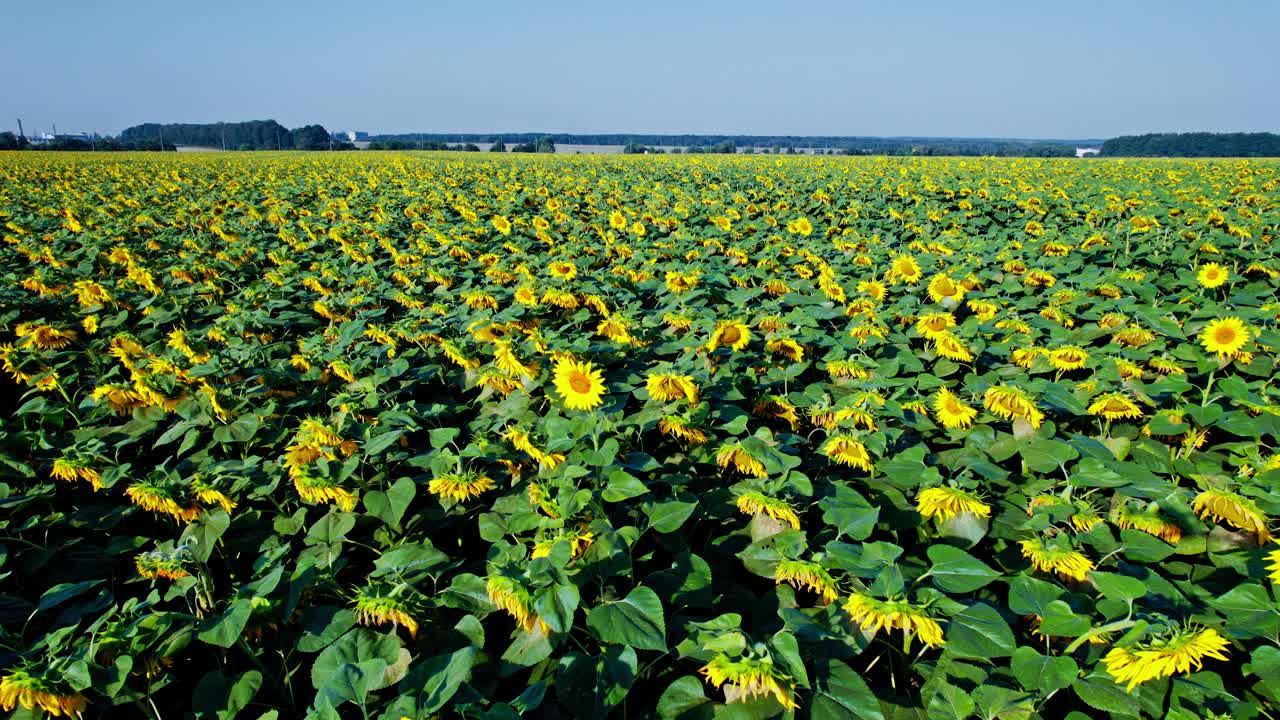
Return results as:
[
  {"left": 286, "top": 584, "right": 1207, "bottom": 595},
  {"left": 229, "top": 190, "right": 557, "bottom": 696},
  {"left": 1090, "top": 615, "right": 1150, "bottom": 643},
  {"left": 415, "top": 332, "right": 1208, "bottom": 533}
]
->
[
  {"left": 489, "top": 139, "right": 506, "bottom": 152},
  {"left": 0, "top": 132, "right": 21, "bottom": 150},
  {"left": 289, "top": 125, "right": 332, "bottom": 150},
  {"left": 535, "top": 136, "right": 556, "bottom": 153}
]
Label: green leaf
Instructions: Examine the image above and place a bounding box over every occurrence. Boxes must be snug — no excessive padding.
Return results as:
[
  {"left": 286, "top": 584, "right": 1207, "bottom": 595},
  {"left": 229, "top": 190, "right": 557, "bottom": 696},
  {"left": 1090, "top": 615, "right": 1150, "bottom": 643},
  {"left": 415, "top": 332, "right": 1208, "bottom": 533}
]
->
[
  {"left": 927, "top": 545, "right": 1001, "bottom": 593},
  {"left": 946, "top": 602, "right": 1016, "bottom": 659},
  {"left": 657, "top": 676, "right": 711, "bottom": 720},
  {"left": 310, "top": 628, "right": 400, "bottom": 691},
  {"left": 1090, "top": 572, "right": 1147, "bottom": 604},
  {"left": 401, "top": 647, "right": 480, "bottom": 714},
  {"left": 603, "top": 470, "right": 650, "bottom": 502},
  {"left": 586, "top": 586, "right": 667, "bottom": 651},
  {"left": 198, "top": 599, "right": 254, "bottom": 648},
  {"left": 809, "top": 659, "right": 885, "bottom": 720},
  {"left": 1011, "top": 646, "right": 1077, "bottom": 695},
  {"left": 644, "top": 500, "right": 697, "bottom": 533}
]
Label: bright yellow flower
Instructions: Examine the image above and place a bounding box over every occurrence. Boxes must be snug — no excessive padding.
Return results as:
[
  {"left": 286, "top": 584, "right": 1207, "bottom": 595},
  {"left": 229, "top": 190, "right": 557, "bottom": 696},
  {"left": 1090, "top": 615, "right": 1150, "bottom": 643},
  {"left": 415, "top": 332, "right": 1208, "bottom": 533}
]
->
[
  {"left": 428, "top": 472, "right": 495, "bottom": 502},
  {"left": 822, "top": 435, "right": 873, "bottom": 471},
  {"left": 774, "top": 559, "right": 838, "bottom": 605},
  {"left": 917, "top": 486, "right": 991, "bottom": 521},
  {"left": 1192, "top": 489, "right": 1271, "bottom": 542},
  {"left": 699, "top": 653, "right": 798, "bottom": 709},
  {"left": 0, "top": 669, "right": 88, "bottom": 717},
  {"left": 1088, "top": 393, "right": 1144, "bottom": 421},
  {"left": 646, "top": 372, "right": 699, "bottom": 404},
  {"left": 1103, "top": 626, "right": 1230, "bottom": 692},
  {"left": 354, "top": 587, "right": 419, "bottom": 637},
  {"left": 1196, "top": 262, "right": 1229, "bottom": 288},
  {"left": 735, "top": 490, "right": 799, "bottom": 529},
  {"left": 984, "top": 385, "right": 1044, "bottom": 428},
  {"left": 843, "top": 592, "right": 945, "bottom": 647},
  {"left": 1200, "top": 317, "right": 1250, "bottom": 357},
  {"left": 553, "top": 358, "right": 606, "bottom": 411},
  {"left": 707, "top": 320, "right": 751, "bottom": 352},
  {"left": 1020, "top": 537, "right": 1093, "bottom": 581},
  {"left": 931, "top": 388, "right": 978, "bottom": 429}
]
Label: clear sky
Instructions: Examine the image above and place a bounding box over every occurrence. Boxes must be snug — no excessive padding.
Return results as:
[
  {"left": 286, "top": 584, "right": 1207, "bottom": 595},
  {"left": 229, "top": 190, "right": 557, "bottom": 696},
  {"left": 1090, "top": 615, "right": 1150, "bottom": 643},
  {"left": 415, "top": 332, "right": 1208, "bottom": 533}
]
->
[{"left": 3, "top": 0, "right": 1277, "bottom": 139}]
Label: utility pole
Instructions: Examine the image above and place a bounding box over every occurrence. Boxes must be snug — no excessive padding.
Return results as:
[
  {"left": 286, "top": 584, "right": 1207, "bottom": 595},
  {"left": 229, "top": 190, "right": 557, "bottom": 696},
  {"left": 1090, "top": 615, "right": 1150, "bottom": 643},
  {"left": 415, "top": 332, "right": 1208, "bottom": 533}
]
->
[
  {"left": 16, "top": 118, "right": 24, "bottom": 140},
  {"left": 158, "top": 125, "right": 165, "bottom": 151},
  {"left": 221, "top": 125, "right": 226, "bottom": 151}
]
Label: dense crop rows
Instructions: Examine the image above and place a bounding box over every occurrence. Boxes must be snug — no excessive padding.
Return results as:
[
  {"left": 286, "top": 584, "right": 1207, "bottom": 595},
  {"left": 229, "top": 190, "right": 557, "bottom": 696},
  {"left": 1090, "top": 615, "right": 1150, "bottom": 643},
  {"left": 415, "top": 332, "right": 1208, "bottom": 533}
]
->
[{"left": 1, "top": 152, "right": 1279, "bottom": 719}]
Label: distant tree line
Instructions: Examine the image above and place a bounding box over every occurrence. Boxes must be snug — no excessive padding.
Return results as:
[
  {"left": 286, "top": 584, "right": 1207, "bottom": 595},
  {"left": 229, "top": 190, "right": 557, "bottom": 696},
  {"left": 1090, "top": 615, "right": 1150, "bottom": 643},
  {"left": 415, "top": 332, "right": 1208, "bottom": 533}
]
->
[
  {"left": 366, "top": 139, "right": 481, "bottom": 151},
  {"left": 119, "top": 120, "right": 352, "bottom": 150},
  {"left": 0, "top": 132, "right": 175, "bottom": 152},
  {"left": 1101, "top": 132, "right": 1280, "bottom": 157}
]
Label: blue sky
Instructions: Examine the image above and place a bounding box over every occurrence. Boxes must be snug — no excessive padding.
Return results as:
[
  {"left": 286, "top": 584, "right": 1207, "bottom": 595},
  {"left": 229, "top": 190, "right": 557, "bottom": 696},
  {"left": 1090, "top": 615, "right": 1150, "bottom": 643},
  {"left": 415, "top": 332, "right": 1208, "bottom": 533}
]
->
[{"left": 3, "top": 0, "right": 1277, "bottom": 139}]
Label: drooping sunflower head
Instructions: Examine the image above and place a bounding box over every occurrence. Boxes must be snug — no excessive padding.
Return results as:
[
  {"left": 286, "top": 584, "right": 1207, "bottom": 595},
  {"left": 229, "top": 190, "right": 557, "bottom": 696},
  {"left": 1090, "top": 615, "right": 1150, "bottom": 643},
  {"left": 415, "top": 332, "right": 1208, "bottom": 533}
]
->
[
  {"left": 1020, "top": 536, "right": 1094, "bottom": 581},
  {"left": 717, "top": 443, "right": 769, "bottom": 479},
  {"left": 1192, "top": 488, "right": 1271, "bottom": 542},
  {"left": 699, "top": 652, "right": 798, "bottom": 709},
  {"left": 646, "top": 372, "right": 699, "bottom": 404},
  {"left": 428, "top": 471, "right": 495, "bottom": 503},
  {"left": 931, "top": 387, "right": 978, "bottom": 430},
  {"left": 1113, "top": 501, "right": 1183, "bottom": 544},
  {"left": 821, "top": 435, "right": 873, "bottom": 472},
  {"left": 931, "top": 332, "right": 973, "bottom": 362},
  {"left": 707, "top": 320, "right": 752, "bottom": 352},
  {"left": 126, "top": 479, "right": 201, "bottom": 523},
  {"left": 552, "top": 358, "right": 606, "bottom": 411},
  {"left": 1102, "top": 625, "right": 1230, "bottom": 692},
  {"left": 917, "top": 486, "right": 991, "bottom": 521},
  {"left": 774, "top": 558, "right": 838, "bottom": 605},
  {"left": 353, "top": 585, "right": 420, "bottom": 637},
  {"left": 486, "top": 573, "right": 547, "bottom": 634},
  {"left": 735, "top": 490, "right": 800, "bottom": 529},
  {"left": 658, "top": 415, "right": 708, "bottom": 445},
  {"left": 983, "top": 385, "right": 1045, "bottom": 428},
  {"left": 1088, "top": 392, "right": 1144, "bottom": 421},
  {"left": 1047, "top": 345, "right": 1090, "bottom": 371},
  {"left": 0, "top": 666, "right": 89, "bottom": 718},
  {"left": 843, "top": 591, "right": 945, "bottom": 647}
]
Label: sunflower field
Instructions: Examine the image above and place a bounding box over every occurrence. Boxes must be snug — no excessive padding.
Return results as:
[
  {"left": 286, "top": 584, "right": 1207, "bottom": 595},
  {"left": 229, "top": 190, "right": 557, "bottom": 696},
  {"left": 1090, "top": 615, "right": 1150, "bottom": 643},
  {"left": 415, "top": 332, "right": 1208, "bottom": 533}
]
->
[{"left": 1, "top": 151, "right": 1279, "bottom": 720}]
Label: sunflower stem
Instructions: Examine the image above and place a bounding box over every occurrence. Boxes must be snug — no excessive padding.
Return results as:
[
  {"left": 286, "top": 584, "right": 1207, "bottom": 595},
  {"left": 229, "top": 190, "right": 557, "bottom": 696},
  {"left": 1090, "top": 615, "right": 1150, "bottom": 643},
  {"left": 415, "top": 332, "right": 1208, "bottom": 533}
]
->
[{"left": 1064, "top": 619, "right": 1138, "bottom": 654}]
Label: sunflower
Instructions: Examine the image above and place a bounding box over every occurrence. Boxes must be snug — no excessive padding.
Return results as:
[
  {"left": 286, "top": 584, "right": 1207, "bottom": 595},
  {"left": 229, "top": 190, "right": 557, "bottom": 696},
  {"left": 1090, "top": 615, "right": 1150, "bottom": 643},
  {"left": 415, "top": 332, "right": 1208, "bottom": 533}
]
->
[
  {"left": 699, "top": 653, "right": 798, "bottom": 710},
  {"left": 890, "top": 254, "right": 923, "bottom": 284},
  {"left": 735, "top": 491, "right": 800, "bottom": 529},
  {"left": 0, "top": 668, "right": 88, "bottom": 718},
  {"left": 553, "top": 358, "right": 606, "bottom": 411},
  {"left": 1103, "top": 626, "right": 1230, "bottom": 692},
  {"left": 1047, "top": 346, "right": 1089, "bottom": 371},
  {"left": 548, "top": 261, "right": 577, "bottom": 280},
  {"left": 646, "top": 372, "right": 699, "bottom": 404},
  {"left": 917, "top": 486, "right": 991, "bottom": 521},
  {"left": 428, "top": 472, "right": 495, "bottom": 502},
  {"left": 931, "top": 388, "right": 978, "bottom": 430},
  {"left": 486, "top": 574, "right": 548, "bottom": 634},
  {"left": 292, "top": 465, "right": 359, "bottom": 511},
  {"left": 1020, "top": 537, "right": 1094, "bottom": 581},
  {"left": 825, "top": 359, "right": 871, "bottom": 380},
  {"left": 765, "top": 338, "right": 804, "bottom": 363},
  {"left": 927, "top": 274, "right": 965, "bottom": 304},
  {"left": 658, "top": 415, "right": 707, "bottom": 445},
  {"left": 1192, "top": 489, "right": 1271, "bottom": 542},
  {"left": 1196, "top": 262, "right": 1229, "bottom": 289},
  {"left": 135, "top": 551, "right": 189, "bottom": 581},
  {"left": 707, "top": 320, "right": 751, "bottom": 352},
  {"left": 1088, "top": 393, "right": 1144, "bottom": 421},
  {"left": 353, "top": 586, "right": 420, "bottom": 637},
  {"left": 718, "top": 443, "right": 769, "bottom": 478},
  {"left": 754, "top": 396, "right": 800, "bottom": 431},
  {"left": 915, "top": 312, "right": 955, "bottom": 340},
  {"left": 1199, "top": 317, "right": 1250, "bottom": 357},
  {"left": 491, "top": 215, "right": 512, "bottom": 235},
  {"left": 821, "top": 435, "right": 873, "bottom": 471},
  {"left": 1114, "top": 502, "right": 1182, "bottom": 543},
  {"left": 984, "top": 385, "right": 1045, "bottom": 428},
  {"left": 531, "top": 527, "right": 595, "bottom": 560},
  {"left": 843, "top": 592, "right": 945, "bottom": 648},
  {"left": 126, "top": 480, "right": 201, "bottom": 523},
  {"left": 932, "top": 332, "right": 974, "bottom": 362},
  {"left": 774, "top": 559, "right": 838, "bottom": 605}
]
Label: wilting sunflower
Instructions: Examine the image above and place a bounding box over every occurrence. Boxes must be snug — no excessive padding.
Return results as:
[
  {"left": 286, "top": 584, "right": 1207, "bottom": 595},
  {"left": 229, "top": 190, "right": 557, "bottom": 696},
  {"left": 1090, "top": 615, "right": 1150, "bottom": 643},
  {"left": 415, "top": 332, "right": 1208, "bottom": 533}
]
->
[
  {"left": 553, "top": 358, "right": 606, "bottom": 411},
  {"left": 1113, "top": 502, "right": 1183, "bottom": 544},
  {"left": 646, "top": 372, "right": 699, "bottom": 404},
  {"left": 292, "top": 466, "right": 359, "bottom": 511},
  {"left": 717, "top": 442, "right": 768, "bottom": 478},
  {"left": 486, "top": 574, "right": 548, "bottom": 634},
  {"left": 1088, "top": 393, "right": 1144, "bottom": 421},
  {"left": 428, "top": 472, "right": 495, "bottom": 502},
  {"left": 821, "top": 435, "right": 873, "bottom": 471},
  {"left": 707, "top": 320, "right": 751, "bottom": 352},
  {"left": 1047, "top": 346, "right": 1090, "bottom": 371},
  {"left": 658, "top": 415, "right": 707, "bottom": 445},
  {"left": 917, "top": 486, "right": 991, "bottom": 521},
  {"left": 735, "top": 491, "right": 800, "bottom": 529},
  {"left": 765, "top": 337, "right": 804, "bottom": 363},
  {"left": 135, "top": 550, "right": 189, "bottom": 581},
  {"left": 126, "top": 480, "right": 200, "bottom": 523},
  {"left": 532, "top": 527, "right": 595, "bottom": 560},
  {"left": 931, "top": 388, "right": 978, "bottom": 429},
  {"left": 51, "top": 456, "right": 103, "bottom": 490},
  {"left": 843, "top": 592, "right": 945, "bottom": 647},
  {"left": 1020, "top": 537, "right": 1094, "bottom": 581},
  {"left": 1192, "top": 489, "right": 1271, "bottom": 542},
  {"left": 1103, "top": 626, "right": 1230, "bottom": 692},
  {"left": 0, "top": 667, "right": 88, "bottom": 718},
  {"left": 931, "top": 332, "right": 974, "bottom": 362},
  {"left": 699, "top": 653, "right": 798, "bottom": 710},
  {"left": 1200, "top": 317, "right": 1250, "bottom": 357},
  {"left": 353, "top": 586, "right": 419, "bottom": 637},
  {"left": 1196, "top": 262, "right": 1229, "bottom": 289},
  {"left": 774, "top": 559, "right": 839, "bottom": 605},
  {"left": 984, "top": 385, "right": 1045, "bottom": 428}
]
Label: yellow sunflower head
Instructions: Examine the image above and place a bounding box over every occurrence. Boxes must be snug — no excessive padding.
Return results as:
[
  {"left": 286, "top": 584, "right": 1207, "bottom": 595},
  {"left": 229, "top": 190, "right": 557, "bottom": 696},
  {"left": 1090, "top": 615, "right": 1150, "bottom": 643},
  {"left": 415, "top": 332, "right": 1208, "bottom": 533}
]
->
[{"left": 553, "top": 358, "right": 606, "bottom": 411}]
